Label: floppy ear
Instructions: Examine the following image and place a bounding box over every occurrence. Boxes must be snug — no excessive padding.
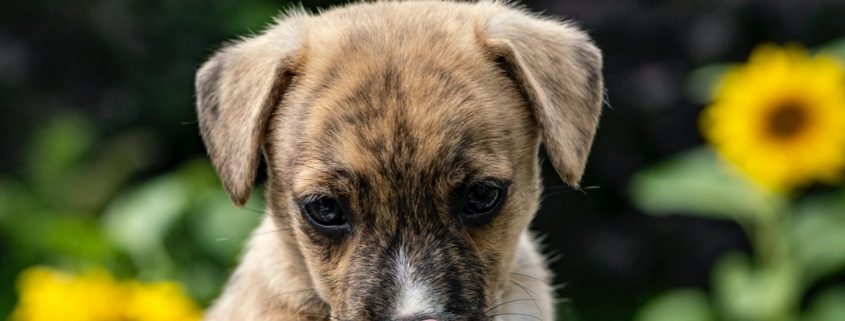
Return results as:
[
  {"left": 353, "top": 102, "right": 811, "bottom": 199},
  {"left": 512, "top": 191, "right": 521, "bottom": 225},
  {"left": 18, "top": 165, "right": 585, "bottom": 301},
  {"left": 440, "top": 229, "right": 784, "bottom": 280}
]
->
[
  {"left": 482, "top": 9, "right": 604, "bottom": 186},
  {"left": 195, "top": 15, "right": 306, "bottom": 206}
]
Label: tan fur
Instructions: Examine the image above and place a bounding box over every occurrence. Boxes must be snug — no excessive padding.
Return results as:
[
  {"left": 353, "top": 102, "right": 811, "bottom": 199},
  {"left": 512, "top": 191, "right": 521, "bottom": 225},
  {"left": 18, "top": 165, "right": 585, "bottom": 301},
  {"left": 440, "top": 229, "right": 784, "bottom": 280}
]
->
[{"left": 195, "top": 1, "right": 603, "bottom": 321}]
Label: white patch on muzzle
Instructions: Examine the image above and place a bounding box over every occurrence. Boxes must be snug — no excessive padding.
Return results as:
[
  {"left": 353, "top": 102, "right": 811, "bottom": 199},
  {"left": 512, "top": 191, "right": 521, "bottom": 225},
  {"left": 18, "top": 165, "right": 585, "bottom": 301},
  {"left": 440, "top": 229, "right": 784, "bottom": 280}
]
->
[{"left": 393, "top": 248, "right": 442, "bottom": 318}]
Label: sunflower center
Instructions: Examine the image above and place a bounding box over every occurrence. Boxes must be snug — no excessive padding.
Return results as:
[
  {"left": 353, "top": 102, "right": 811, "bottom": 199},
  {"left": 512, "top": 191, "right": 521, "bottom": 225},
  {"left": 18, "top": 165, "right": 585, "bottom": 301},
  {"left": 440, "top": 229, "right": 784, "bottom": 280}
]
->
[{"left": 766, "top": 102, "right": 808, "bottom": 139}]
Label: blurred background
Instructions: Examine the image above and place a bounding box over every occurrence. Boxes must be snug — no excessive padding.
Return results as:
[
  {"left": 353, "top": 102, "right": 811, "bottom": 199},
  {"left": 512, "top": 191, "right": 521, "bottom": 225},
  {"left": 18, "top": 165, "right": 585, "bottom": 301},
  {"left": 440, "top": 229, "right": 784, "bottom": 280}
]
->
[{"left": 2, "top": 1, "right": 845, "bottom": 320}]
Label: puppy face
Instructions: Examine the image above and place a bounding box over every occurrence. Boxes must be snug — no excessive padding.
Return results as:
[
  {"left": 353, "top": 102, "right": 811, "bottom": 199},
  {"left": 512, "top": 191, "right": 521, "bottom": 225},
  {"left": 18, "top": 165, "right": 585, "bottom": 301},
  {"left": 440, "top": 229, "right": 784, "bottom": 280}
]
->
[
  {"left": 195, "top": 2, "right": 603, "bottom": 321},
  {"left": 267, "top": 46, "right": 541, "bottom": 320}
]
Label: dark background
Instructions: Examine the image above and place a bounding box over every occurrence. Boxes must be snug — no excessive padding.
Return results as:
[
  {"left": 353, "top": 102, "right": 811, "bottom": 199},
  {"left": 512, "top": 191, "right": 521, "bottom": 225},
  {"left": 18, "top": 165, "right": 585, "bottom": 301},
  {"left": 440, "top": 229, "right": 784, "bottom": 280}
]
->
[{"left": 2, "top": 1, "right": 844, "bottom": 320}]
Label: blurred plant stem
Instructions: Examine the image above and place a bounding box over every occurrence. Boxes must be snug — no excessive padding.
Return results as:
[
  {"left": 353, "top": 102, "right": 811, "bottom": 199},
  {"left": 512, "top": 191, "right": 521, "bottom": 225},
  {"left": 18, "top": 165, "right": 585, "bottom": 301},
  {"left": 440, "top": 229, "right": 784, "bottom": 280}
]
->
[
  {"left": 631, "top": 147, "right": 845, "bottom": 321},
  {"left": 750, "top": 203, "right": 797, "bottom": 321},
  {"left": 740, "top": 196, "right": 786, "bottom": 266}
]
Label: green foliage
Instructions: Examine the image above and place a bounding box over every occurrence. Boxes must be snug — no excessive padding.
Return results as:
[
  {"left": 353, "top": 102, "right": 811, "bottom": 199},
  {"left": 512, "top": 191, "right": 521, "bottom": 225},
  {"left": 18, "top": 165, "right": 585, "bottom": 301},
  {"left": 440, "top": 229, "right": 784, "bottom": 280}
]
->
[
  {"left": 712, "top": 253, "right": 800, "bottom": 321},
  {"left": 0, "top": 114, "right": 262, "bottom": 317},
  {"left": 634, "top": 289, "right": 715, "bottom": 321},
  {"left": 629, "top": 147, "right": 780, "bottom": 221},
  {"left": 1, "top": 0, "right": 292, "bottom": 316},
  {"left": 790, "top": 191, "right": 845, "bottom": 282},
  {"left": 25, "top": 115, "right": 95, "bottom": 188},
  {"left": 804, "top": 287, "right": 845, "bottom": 321}
]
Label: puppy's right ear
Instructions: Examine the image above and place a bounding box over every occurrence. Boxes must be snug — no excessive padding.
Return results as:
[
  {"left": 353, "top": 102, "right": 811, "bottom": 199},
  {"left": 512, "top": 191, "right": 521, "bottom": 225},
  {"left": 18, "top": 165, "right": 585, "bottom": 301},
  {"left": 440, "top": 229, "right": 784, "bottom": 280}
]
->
[
  {"left": 480, "top": 7, "right": 604, "bottom": 187},
  {"left": 195, "top": 15, "right": 306, "bottom": 206}
]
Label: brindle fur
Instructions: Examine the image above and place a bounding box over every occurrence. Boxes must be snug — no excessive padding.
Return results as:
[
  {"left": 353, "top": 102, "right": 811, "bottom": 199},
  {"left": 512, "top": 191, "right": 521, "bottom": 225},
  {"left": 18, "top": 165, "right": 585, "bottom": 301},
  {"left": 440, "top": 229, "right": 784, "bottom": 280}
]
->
[{"left": 195, "top": 1, "right": 603, "bottom": 321}]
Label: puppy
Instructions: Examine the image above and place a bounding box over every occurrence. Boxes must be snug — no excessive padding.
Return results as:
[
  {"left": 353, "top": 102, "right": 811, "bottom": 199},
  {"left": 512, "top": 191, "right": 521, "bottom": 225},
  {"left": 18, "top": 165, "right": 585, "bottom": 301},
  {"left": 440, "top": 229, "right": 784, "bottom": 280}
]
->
[{"left": 194, "top": 1, "right": 603, "bottom": 320}]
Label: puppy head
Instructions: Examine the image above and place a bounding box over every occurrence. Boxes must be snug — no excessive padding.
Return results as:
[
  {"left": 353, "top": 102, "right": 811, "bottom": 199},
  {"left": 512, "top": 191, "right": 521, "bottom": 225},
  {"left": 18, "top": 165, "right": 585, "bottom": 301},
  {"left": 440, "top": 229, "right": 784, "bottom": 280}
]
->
[{"left": 195, "top": 3, "right": 602, "bottom": 321}]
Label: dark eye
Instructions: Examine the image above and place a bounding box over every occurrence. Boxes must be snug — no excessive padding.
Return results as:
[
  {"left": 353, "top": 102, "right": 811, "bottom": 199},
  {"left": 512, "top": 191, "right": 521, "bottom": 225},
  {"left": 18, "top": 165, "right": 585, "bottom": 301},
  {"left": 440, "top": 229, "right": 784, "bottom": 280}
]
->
[
  {"left": 462, "top": 180, "right": 507, "bottom": 218},
  {"left": 302, "top": 196, "right": 348, "bottom": 229}
]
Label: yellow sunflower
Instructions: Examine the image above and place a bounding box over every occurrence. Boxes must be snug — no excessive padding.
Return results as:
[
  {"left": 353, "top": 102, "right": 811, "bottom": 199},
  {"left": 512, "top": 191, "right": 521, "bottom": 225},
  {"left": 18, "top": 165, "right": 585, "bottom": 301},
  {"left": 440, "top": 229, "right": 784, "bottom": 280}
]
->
[
  {"left": 10, "top": 266, "right": 203, "bottom": 321},
  {"left": 700, "top": 44, "right": 845, "bottom": 193}
]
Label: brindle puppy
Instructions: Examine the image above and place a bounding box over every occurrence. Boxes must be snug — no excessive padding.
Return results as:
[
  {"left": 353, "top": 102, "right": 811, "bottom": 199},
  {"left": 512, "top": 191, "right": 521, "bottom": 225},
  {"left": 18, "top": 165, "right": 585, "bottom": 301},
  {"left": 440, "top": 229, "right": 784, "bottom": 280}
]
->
[{"left": 195, "top": 1, "right": 603, "bottom": 321}]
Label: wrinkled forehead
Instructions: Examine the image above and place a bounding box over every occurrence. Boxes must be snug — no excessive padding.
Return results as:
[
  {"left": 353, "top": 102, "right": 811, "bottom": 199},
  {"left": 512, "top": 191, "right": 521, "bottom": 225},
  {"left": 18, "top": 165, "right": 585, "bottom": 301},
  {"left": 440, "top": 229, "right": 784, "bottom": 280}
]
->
[{"left": 287, "top": 56, "right": 520, "bottom": 196}]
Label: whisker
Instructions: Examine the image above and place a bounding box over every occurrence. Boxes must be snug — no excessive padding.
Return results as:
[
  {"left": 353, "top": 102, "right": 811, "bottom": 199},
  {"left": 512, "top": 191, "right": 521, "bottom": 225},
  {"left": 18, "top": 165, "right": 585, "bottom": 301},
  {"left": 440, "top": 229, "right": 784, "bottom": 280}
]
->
[
  {"left": 510, "top": 279, "right": 543, "bottom": 318},
  {"left": 543, "top": 184, "right": 599, "bottom": 191},
  {"left": 251, "top": 227, "right": 295, "bottom": 237},
  {"left": 540, "top": 190, "right": 579, "bottom": 198},
  {"left": 240, "top": 206, "right": 267, "bottom": 214},
  {"left": 541, "top": 185, "right": 601, "bottom": 199},
  {"left": 484, "top": 298, "right": 536, "bottom": 315},
  {"left": 486, "top": 312, "right": 543, "bottom": 321},
  {"left": 510, "top": 272, "right": 550, "bottom": 283},
  {"left": 542, "top": 186, "right": 575, "bottom": 191}
]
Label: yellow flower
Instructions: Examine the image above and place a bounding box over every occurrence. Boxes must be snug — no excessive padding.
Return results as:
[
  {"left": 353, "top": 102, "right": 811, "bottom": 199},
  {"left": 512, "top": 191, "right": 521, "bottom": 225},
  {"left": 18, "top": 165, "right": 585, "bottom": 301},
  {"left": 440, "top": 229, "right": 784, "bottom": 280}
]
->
[
  {"left": 700, "top": 44, "right": 845, "bottom": 193},
  {"left": 10, "top": 267, "right": 123, "bottom": 321},
  {"left": 10, "top": 266, "right": 202, "bottom": 321},
  {"left": 124, "top": 281, "right": 203, "bottom": 321}
]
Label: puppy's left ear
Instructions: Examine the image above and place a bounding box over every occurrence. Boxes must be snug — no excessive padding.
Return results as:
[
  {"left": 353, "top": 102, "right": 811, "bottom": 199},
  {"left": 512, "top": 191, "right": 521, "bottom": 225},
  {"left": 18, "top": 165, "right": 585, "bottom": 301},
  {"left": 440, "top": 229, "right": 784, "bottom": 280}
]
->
[
  {"left": 482, "top": 8, "right": 604, "bottom": 186},
  {"left": 195, "top": 15, "right": 306, "bottom": 206}
]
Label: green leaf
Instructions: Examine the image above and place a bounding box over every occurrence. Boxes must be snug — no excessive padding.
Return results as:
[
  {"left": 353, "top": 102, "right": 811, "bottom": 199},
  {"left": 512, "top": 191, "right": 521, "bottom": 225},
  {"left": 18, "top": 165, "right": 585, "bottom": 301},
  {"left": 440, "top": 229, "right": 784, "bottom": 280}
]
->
[
  {"left": 166, "top": 158, "right": 263, "bottom": 262},
  {"left": 101, "top": 174, "right": 190, "bottom": 271},
  {"left": 0, "top": 178, "right": 21, "bottom": 224},
  {"left": 803, "top": 287, "right": 845, "bottom": 321},
  {"left": 634, "top": 289, "right": 715, "bottom": 321},
  {"left": 790, "top": 189, "right": 845, "bottom": 282},
  {"left": 59, "top": 130, "right": 157, "bottom": 211},
  {"left": 175, "top": 158, "right": 225, "bottom": 193},
  {"left": 41, "top": 214, "right": 116, "bottom": 265},
  {"left": 25, "top": 114, "right": 95, "bottom": 190},
  {"left": 629, "top": 147, "right": 778, "bottom": 221},
  {"left": 684, "top": 64, "right": 736, "bottom": 104},
  {"left": 178, "top": 261, "right": 225, "bottom": 305},
  {"left": 713, "top": 253, "right": 800, "bottom": 321},
  {"left": 188, "top": 187, "right": 262, "bottom": 263}
]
